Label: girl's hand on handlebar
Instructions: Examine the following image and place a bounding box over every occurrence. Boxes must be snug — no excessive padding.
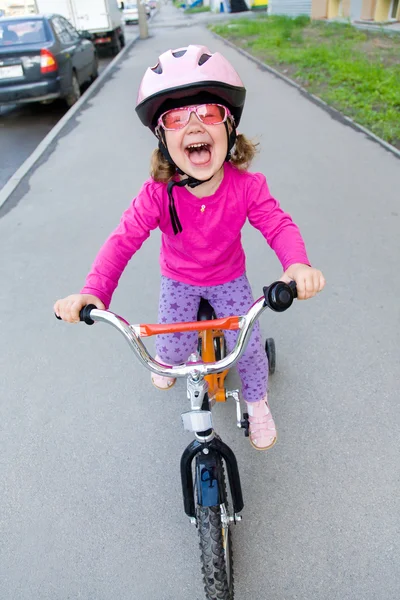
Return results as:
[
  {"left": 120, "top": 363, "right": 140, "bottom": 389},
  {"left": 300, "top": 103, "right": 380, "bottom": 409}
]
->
[
  {"left": 54, "top": 294, "right": 105, "bottom": 323},
  {"left": 281, "top": 264, "right": 325, "bottom": 300}
]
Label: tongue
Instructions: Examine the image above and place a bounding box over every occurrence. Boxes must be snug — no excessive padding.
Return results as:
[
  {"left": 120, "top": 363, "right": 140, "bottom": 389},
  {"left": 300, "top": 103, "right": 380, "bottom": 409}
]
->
[{"left": 189, "top": 147, "right": 211, "bottom": 166}]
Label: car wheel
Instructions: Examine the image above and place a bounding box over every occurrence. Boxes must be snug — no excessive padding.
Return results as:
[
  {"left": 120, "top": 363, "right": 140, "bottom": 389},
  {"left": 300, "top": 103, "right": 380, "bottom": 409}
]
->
[
  {"left": 91, "top": 53, "right": 99, "bottom": 81},
  {"left": 111, "top": 33, "right": 122, "bottom": 56},
  {"left": 65, "top": 72, "right": 81, "bottom": 108}
]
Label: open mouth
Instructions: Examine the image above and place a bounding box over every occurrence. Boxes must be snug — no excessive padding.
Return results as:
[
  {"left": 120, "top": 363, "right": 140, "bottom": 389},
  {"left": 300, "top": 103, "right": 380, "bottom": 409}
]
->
[{"left": 185, "top": 143, "right": 212, "bottom": 166}]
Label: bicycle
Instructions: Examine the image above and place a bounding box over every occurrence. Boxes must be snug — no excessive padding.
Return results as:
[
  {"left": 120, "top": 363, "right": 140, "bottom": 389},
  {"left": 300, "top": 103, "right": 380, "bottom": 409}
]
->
[{"left": 56, "top": 279, "right": 297, "bottom": 600}]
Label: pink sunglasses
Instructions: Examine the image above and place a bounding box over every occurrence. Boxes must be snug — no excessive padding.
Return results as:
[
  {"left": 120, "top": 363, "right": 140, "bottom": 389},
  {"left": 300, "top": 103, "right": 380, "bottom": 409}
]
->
[{"left": 157, "top": 103, "right": 231, "bottom": 131}]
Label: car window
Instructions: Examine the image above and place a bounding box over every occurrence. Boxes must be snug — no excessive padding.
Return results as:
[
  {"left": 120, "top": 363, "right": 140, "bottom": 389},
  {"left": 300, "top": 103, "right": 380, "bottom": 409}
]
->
[
  {"left": 52, "top": 16, "right": 74, "bottom": 44},
  {"left": 0, "top": 19, "right": 49, "bottom": 46},
  {"left": 62, "top": 18, "right": 81, "bottom": 42}
]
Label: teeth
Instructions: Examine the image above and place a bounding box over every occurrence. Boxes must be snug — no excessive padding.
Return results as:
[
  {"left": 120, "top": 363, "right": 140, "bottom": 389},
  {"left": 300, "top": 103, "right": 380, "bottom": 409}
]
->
[{"left": 187, "top": 143, "right": 208, "bottom": 149}]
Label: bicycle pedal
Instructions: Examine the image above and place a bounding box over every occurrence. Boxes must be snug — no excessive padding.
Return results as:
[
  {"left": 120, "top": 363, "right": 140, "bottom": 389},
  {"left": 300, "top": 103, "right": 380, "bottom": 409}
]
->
[{"left": 240, "top": 412, "right": 250, "bottom": 437}]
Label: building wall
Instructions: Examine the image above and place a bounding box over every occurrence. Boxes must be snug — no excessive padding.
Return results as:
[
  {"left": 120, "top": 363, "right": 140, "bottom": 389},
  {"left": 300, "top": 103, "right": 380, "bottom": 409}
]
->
[
  {"left": 313, "top": 0, "right": 351, "bottom": 17},
  {"left": 343, "top": 0, "right": 351, "bottom": 14},
  {"left": 360, "top": 0, "right": 377, "bottom": 18},
  {"left": 261, "top": 0, "right": 398, "bottom": 20},
  {"left": 327, "top": 0, "right": 337, "bottom": 15},
  {"left": 374, "top": 0, "right": 389, "bottom": 19},
  {"left": 0, "top": 1, "right": 37, "bottom": 15},
  {"left": 360, "top": 0, "right": 400, "bottom": 19},
  {"left": 269, "top": 0, "right": 312, "bottom": 15},
  {"left": 374, "top": 0, "right": 400, "bottom": 19},
  {"left": 311, "top": 0, "right": 327, "bottom": 16}
]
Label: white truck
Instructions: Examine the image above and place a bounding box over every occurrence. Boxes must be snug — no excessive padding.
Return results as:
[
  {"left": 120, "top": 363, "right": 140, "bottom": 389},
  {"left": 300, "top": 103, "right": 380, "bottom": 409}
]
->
[{"left": 36, "top": 0, "right": 125, "bottom": 54}]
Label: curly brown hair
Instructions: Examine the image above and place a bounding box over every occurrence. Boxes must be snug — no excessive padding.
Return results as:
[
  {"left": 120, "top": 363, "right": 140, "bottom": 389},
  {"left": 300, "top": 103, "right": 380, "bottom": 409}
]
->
[{"left": 150, "top": 133, "right": 259, "bottom": 183}]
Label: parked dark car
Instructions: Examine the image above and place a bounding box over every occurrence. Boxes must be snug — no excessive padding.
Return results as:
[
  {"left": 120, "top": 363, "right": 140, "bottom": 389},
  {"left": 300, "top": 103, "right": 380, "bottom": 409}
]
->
[{"left": 0, "top": 14, "right": 98, "bottom": 107}]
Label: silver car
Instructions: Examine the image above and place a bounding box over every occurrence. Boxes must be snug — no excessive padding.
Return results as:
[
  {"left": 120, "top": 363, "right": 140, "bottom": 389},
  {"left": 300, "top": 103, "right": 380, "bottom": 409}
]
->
[{"left": 122, "top": 3, "right": 150, "bottom": 24}]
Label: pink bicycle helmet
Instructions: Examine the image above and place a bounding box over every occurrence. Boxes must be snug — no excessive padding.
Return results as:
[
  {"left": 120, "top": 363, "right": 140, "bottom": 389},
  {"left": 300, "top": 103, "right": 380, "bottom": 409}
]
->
[{"left": 136, "top": 45, "right": 246, "bottom": 131}]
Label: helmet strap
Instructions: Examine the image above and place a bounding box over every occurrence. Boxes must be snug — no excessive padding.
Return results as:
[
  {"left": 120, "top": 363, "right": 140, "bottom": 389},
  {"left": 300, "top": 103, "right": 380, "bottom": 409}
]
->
[
  {"left": 166, "top": 173, "right": 213, "bottom": 235},
  {"left": 225, "top": 118, "right": 237, "bottom": 161}
]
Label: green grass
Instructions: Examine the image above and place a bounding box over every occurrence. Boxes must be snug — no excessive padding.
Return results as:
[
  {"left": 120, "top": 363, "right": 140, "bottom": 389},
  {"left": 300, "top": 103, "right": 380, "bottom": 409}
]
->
[
  {"left": 184, "top": 5, "right": 211, "bottom": 13},
  {"left": 210, "top": 16, "right": 400, "bottom": 149},
  {"left": 173, "top": 0, "right": 210, "bottom": 9}
]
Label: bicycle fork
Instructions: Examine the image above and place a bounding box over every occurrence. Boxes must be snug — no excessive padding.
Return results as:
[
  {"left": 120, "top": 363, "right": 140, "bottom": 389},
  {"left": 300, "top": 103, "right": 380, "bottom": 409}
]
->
[
  {"left": 180, "top": 437, "right": 244, "bottom": 521},
  {"left": 180, "top": 366, "right": 244, "bottom": 522}
]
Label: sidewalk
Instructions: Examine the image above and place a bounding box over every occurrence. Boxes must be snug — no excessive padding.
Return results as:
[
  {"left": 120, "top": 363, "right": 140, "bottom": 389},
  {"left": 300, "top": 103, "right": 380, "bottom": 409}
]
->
[
  {"left": 352, "top": 16, "right": 400, "bottom": 30},
  {"left": 150, "top": 0, "right": 262, "bottom": 27},
  {"left": 352, "top": 19, "right": 400, "bottom": 33},
  {"left": 0, "top": 7, "right": 399, "bottom": 600}
]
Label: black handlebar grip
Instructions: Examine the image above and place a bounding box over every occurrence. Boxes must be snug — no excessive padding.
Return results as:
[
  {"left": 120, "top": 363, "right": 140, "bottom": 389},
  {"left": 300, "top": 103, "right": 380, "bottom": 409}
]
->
[
  {"left": 79, "top": 304, "right": 97, "bottom": 325},
  {"left": 288, "top": 280, "right": 298, "bottom": 298},
  {"left": 263, "top": 281, "right": 297, "bottom": 312}
]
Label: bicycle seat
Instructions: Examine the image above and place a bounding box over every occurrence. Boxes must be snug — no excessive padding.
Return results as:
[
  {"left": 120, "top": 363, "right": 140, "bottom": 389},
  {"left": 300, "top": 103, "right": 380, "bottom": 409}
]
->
[{"left": 197, "top": 298, "right": 216, "bottom": 321}]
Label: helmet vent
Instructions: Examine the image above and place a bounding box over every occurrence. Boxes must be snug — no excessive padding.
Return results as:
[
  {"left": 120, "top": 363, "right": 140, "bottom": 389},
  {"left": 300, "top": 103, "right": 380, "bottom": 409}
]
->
[
  {"left": 151, "top": 62, "right": 163, "bottom": 74},
  {"left": 172, "top": 49, "right": 187, "bottom": 58},
  {"left": 198, "top": 53, "right": 211, "bottom": 66}
]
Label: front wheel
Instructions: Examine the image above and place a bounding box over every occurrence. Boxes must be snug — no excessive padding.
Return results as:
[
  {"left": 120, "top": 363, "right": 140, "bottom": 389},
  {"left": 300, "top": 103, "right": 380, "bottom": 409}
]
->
[{"left": 197, "top": 504, "right": 234, "bottom": 599}]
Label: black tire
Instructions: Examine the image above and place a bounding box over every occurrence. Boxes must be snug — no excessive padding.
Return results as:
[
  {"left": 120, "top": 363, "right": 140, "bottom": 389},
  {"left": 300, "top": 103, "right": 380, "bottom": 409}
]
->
[
  {"left": 197, "top": 319, "right": 227, "bottom": 371},
  {"left": 265, "top": 337, "right": 276, "bottom": 375},
  {"left": 91, "top": 53, "right": 99, "bottom": 81},
  {"left": 214, "top": 334, "right": 226, "bottom": 362},
  {"left": 196, "top": 453, "right": 234, "bottom": 600},
  {"left": 196, "top": 299, "right": 227, "bottom": 364},
  {"left": 120, "top": 33, "right": 126, "bottom": 48},
  {"left": 111, "top": 32, "right": 122, "bottom": 56},
  {"left": 197, "top": 504, "right": 234, "bottom": 599},
  {"left": 65, "top": 71, "right": 81, "bottom": 108}
]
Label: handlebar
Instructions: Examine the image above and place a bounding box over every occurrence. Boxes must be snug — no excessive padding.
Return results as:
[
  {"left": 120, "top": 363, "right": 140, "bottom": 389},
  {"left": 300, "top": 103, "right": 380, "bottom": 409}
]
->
[{"left": 56, "top": 281, "right": 297, "bottom": 379}]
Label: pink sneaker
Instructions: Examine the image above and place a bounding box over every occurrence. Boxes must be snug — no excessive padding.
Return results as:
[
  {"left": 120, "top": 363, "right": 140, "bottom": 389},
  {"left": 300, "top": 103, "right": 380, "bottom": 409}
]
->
[
  {"left": 246, "top": 396, "right": 277, "bottom": 451},
  {"left": 151, "top": 355, "right": 176, "bottom": 391}
]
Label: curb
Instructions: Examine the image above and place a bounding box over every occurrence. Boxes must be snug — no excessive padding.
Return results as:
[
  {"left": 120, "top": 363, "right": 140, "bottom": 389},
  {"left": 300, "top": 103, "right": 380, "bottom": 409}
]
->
[
  {"left": 212, "top": 33, "right": 400, "bottom": 160},
  {"left": 0, "top": 34, "right": 139, "bottom": 211}
]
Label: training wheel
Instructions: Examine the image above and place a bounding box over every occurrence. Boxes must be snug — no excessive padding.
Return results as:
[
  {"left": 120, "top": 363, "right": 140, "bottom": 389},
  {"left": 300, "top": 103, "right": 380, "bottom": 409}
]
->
[{"left": 265, "top": 338, "right": 276, "bottom": 375}]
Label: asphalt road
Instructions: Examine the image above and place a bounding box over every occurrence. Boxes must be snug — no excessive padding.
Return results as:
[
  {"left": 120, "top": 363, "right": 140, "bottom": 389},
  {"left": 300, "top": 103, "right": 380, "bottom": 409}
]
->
[
  {"left": 0, "top": 26, "right": 139, "bottom": 192},
  {"left": 0, "top": 6, "right": 399, "bottom": 600}
]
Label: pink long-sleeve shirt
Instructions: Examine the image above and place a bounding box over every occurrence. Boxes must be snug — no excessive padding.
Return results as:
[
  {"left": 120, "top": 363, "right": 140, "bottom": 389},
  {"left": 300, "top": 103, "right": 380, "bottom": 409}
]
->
[{"left": 81, "top": 163, "right": 309, "bottom": 308}]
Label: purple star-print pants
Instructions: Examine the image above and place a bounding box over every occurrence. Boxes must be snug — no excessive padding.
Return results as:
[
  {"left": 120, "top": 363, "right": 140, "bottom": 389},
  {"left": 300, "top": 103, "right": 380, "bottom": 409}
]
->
[{"left": 155, "top": 274, "right": 268, "bottom": 402}]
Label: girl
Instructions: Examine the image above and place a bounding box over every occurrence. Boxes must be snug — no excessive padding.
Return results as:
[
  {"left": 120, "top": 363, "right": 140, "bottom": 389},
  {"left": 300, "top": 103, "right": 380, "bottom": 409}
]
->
[{"left": 54, "top": 45, "right": 325, "bottom": 451}]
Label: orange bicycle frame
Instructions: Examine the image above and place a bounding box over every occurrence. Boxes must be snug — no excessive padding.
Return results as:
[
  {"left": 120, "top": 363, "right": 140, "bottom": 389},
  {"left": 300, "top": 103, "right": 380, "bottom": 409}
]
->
[
  {"left": 138, "top": 316, "right": 241, "bottom": 403},
  {"left": 198, "top": 328, "right": 229, "bottom": 403}
]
